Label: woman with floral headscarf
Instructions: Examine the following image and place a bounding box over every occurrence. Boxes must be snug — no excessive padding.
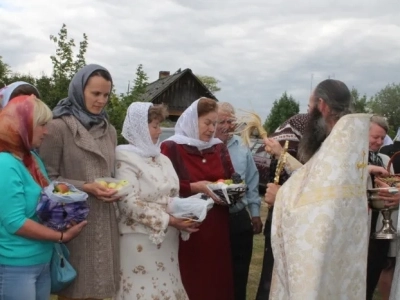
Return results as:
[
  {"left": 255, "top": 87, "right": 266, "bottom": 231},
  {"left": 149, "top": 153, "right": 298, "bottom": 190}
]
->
[
  {"left": 39, "top": 64, "right": 120, "bottom": 300},
  {"left": 115, "top": 102, "right": 198, "bottom": 300},
  {"left": 0, "top": 95, "right": 86, "bottom": 300},
  {"left": 161, "top": 98, "right": 235, "bottom": 300}
]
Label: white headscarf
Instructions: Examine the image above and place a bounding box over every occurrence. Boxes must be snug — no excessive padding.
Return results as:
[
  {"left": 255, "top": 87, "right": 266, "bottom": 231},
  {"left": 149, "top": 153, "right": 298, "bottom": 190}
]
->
[
  {"left": 117, "top": 102, "right": 161, "bottom": 157},
  {"left": 166, "top": 98, "right": 222, "bottom": 150}
]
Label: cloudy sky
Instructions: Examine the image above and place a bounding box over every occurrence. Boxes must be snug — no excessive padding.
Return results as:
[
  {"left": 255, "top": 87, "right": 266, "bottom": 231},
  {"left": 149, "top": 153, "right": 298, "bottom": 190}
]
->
[{"left": 1, "top": 0, "right": 399, "bottom": 120}]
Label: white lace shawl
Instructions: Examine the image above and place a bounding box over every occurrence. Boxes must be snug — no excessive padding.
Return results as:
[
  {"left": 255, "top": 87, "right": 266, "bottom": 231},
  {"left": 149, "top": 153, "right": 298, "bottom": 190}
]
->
[
  {"left": 118, "top": 102, "right": 161, "bottom": 157},
  {"left": 166, "top": 99, "right": 222, "bottom": 150}
]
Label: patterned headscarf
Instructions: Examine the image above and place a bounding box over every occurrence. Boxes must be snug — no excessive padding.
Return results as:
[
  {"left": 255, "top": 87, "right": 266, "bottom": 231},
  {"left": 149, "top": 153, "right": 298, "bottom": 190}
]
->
[
  {"left": 0, "top": 95, "right": 49, "bottom": 187},
  {"left": 52, "top": 64, "right": 112, "bottom": 129}
]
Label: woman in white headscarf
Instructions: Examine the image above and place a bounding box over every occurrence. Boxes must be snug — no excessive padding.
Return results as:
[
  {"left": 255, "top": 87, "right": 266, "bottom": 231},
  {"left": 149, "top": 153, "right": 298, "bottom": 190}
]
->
[
  {"left": 161, "top": 98, "right": 235, "bottom": 300},
  {"left": 115, "top": 102, "right": 197, "bottom": 300}
]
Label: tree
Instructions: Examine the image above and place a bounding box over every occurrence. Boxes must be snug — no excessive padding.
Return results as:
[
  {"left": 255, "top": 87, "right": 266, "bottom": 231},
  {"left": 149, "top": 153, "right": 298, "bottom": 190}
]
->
[
  {"left": 47, "top": 23, "right": 88, "bottom": 108},
  {"left": 350, "top": 87, "right": 369, "bottom": 113},
  {"left": 0, "top": 56, "right": 11, "bottom": 86},
  {"left": 122, "top": 64, "right": 149, "bottom": 104},
  {"left": 263, "top": 92, "right": 299, "bottom": 133},
  {"left": 369, "top": 83, "right": 400, "bottom": 136},
  {"left": 196, "top": 75, "right": 221, "bottom": 93}
]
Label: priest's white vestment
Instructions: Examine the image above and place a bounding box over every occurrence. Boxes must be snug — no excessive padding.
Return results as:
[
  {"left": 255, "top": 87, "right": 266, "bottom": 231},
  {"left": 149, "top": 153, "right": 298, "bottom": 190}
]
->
[{"left": 270, "top": 114, "right": 370, "bottom": 299}]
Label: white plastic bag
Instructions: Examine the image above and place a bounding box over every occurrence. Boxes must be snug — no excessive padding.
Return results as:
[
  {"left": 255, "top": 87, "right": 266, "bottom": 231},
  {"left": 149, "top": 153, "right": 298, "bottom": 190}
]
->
[{"left": 167, "top": 193, "right": 214, "bottom": 223}]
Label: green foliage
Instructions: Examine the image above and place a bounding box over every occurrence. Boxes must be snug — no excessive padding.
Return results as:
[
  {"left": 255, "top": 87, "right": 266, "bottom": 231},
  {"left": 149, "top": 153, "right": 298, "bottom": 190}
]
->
[
  {"left": 263, "top": 92, "right": 299, "bottom": 133},
  {"left": 47, "top": 23, "right": 88, "bottom": 108},
  {"left": 0, "top": 56, "right": 10, "bottom": 86},
  {"left": 369, "top": 83, "right": 400, "bottom": 136},
  {"left": 106, "top": 64, "right": 150, "bottom": 144},
  {"left": 196, "top": 75, "right": 221, "bottom": 93},
  {"left": 350, "top": 87, "right": 369, "bottom": 113}
]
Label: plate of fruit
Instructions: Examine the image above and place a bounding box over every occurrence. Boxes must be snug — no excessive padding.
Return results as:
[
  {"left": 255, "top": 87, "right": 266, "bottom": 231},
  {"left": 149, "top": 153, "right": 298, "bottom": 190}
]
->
[
  {"left": 207, "top": 173, "right": 247, "bottom": 206},
  {"left": 95, "top": 177, "right": 132, "bottom": 197}
]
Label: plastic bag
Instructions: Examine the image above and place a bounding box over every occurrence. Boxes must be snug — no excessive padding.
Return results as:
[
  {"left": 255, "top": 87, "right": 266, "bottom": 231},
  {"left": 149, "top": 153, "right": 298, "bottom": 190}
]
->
[
  {"left": 36, "top": 181, "right": 89, "bottom": 231},
  {"left": 207, "top": 183, "right": 247, "bottom": 206},
  {"left": 167, "top": 193, "right": 214, "bottom": 223}
]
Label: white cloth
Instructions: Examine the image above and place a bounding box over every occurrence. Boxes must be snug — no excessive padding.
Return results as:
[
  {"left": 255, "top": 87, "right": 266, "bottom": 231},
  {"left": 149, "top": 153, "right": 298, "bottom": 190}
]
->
[
  {"left": 384, "top": 134, "right": 394, "bottom": 146},
  {"left": 166, "top": 98, "right": 222, "bottom": 150},
  {"left": 119, "top": 102, "right": 161, "bottom": 157},
  {"left": 394, "top": 127, "right": 400, "bottom": 142},
  {"left": 270, "top": 114, "right": 371, "bottom": 299}
]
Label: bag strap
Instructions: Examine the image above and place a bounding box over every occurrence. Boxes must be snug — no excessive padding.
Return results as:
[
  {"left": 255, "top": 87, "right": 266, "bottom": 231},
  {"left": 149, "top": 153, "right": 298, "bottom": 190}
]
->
[{"left": 387, "top": 151, "right": 400, "bottom": 173}]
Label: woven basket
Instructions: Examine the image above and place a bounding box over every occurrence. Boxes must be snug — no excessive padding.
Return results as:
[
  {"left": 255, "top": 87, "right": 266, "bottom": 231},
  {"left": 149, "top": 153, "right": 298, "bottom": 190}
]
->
[{"left": 377, "top": 151, "right": 400, "bottom": 187}]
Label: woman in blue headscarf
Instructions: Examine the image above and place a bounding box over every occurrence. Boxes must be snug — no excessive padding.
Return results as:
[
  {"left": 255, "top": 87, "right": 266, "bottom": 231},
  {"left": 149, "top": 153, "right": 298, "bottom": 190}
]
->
[
  {"left": 39, "top": 64, "right": 120, "bottom": 300},
  {"left": 0, "top": 81, "right": 40, "bottom": 110}
]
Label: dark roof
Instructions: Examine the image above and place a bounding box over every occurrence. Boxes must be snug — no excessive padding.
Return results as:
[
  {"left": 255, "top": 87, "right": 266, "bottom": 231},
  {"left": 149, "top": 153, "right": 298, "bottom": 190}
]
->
[{"left": 140, "top": 68, "right": 217, "bottom": 102}]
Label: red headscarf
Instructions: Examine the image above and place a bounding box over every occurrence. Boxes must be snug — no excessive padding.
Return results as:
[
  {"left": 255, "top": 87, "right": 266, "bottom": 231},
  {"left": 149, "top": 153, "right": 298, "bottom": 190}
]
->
[{"left": 0, "top": 95, "right": 49, "bottom": 187}]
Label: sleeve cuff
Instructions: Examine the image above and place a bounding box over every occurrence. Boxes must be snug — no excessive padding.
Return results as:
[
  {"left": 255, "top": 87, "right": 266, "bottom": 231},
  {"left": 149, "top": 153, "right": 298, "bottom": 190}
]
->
[
  {"left": 5, "top": 217, "right": 27, "bottom": 234},
  {"left": 248, "top": 204, "right": 260, "bottom": 217}
]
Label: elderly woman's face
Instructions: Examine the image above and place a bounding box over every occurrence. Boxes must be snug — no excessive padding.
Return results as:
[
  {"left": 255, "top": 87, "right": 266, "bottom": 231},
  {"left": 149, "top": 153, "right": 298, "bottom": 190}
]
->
[
  {"left": 83, "top": 76, "right": 112, "bottom": 115},
  {"left": 198, "top": 111, "right": 218, "bottom": 142},
  {"left": 369, "top": 123, "right": 386, "bottom": 152}
]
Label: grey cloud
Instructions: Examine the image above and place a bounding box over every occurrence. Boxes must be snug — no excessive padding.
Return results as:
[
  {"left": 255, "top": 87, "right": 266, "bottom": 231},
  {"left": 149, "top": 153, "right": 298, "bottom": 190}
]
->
[{"left": 1, "top": 0, "right": 399, "bottom": 121}]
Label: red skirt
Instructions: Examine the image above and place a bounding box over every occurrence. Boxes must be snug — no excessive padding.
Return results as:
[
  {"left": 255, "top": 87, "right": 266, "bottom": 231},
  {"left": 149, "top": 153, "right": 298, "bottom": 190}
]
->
[{"left": 179, "top": 205, "right": 234, "bottom": 300}]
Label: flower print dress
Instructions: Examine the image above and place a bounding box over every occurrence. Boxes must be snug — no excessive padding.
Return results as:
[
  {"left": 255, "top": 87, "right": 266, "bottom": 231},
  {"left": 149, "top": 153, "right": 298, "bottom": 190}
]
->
[{"left": 114, "top": 149, "right": 188, "bottom": 300}]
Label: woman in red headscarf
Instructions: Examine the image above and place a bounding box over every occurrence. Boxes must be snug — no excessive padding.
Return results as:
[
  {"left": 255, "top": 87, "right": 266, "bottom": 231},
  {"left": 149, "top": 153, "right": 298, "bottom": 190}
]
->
[{"left": 0, "top": 95, "right": 86, "bottom": 300}]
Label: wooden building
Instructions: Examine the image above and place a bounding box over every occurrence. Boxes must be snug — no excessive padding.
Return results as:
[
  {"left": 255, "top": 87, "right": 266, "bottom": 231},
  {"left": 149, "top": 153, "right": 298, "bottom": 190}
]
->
[{"left": 140, "top": 68, "right": 218, "bottom": 121}]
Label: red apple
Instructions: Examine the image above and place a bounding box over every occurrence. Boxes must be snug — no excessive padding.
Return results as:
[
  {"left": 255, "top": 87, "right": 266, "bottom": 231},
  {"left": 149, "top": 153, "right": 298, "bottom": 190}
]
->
[{"left": 54, "top": 183, "right": 69, "bottom": 194}]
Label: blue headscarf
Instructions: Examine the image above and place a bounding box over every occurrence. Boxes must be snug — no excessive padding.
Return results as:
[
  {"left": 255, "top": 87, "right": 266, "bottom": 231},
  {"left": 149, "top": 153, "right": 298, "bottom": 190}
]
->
[{"left": 0, "top": 81, "right": 39, "bottom": 108}]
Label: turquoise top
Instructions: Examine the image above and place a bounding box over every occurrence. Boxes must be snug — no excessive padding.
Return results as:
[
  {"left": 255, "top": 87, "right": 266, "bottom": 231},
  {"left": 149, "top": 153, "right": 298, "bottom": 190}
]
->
[{"left": 0, "top": 152, "right": 53, "bottom": 266}]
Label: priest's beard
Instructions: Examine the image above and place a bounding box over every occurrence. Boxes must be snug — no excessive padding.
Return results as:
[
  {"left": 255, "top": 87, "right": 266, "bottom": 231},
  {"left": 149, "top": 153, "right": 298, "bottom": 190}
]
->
[{"left": 297, "top": 107, "right": 329, "bottom": 163}]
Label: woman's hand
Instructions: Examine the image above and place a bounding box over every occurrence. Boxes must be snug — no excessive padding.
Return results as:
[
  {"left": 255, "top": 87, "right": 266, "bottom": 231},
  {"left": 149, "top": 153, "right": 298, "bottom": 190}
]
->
[
  {"left": 264, "top": 138, "right": 283, "bottom": 158},
  {"left": 63, "top": 220, "right": 88, "bottom": 242},
  {"left": 169, "top": 216, "right": 200, "bottom": 233},
  {"left": 83, "top": 182, "right": 120, "bottom": 202},
  {"left": 368, "top": 165, "right": 390, "bottom": 177},
  {"left": 265, "top": 183, "right": 280, "bottom": 207},
  {"left": 190, "top": 181, "right": 226, "bottom": 205},
  {"left": 375, "top": 178, "right": 400, "bottom": 207}
]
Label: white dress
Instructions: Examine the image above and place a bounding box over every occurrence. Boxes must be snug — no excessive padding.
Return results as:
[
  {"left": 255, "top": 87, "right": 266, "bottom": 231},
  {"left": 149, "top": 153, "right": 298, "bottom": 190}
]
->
[
  {"left": 114, "top": 150, "right": 189, "bottom": 300},
  {"left": 270, "top": 114, "right": 371, "bottom": 299}
]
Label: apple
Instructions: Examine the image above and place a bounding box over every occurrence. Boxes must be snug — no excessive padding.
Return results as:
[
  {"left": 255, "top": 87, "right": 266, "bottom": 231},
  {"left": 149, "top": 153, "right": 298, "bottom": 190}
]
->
[
  {"left": 217, "top": 179, "right": 225, "bottom": 183},
  {"left": 108, "top": 182, "right": 117, "bottom": 189},
  {"left": 118, "top": 180, "right": 128, "bottom": 186},
  {"left": 115, "top": 184, "right": 123, "bottom": 190},
  {"left": 98, "top": 180, "right": 108, "bottom": 188},
  {"left": 54, "top": 183, "right": 69, "bottom": 194}
]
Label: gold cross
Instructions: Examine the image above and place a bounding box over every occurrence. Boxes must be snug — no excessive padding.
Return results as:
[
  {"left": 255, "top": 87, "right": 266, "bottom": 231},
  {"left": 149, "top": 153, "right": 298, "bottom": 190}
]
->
[{"left": 356, "top": 150, "right": 367, "bottom": 180}]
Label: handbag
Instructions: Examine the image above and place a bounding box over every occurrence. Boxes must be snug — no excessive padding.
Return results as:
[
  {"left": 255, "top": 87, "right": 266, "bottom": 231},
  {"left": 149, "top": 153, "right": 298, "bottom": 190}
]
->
[{"left": 50, "top": 243, "right": 77, "bottom": 293}]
